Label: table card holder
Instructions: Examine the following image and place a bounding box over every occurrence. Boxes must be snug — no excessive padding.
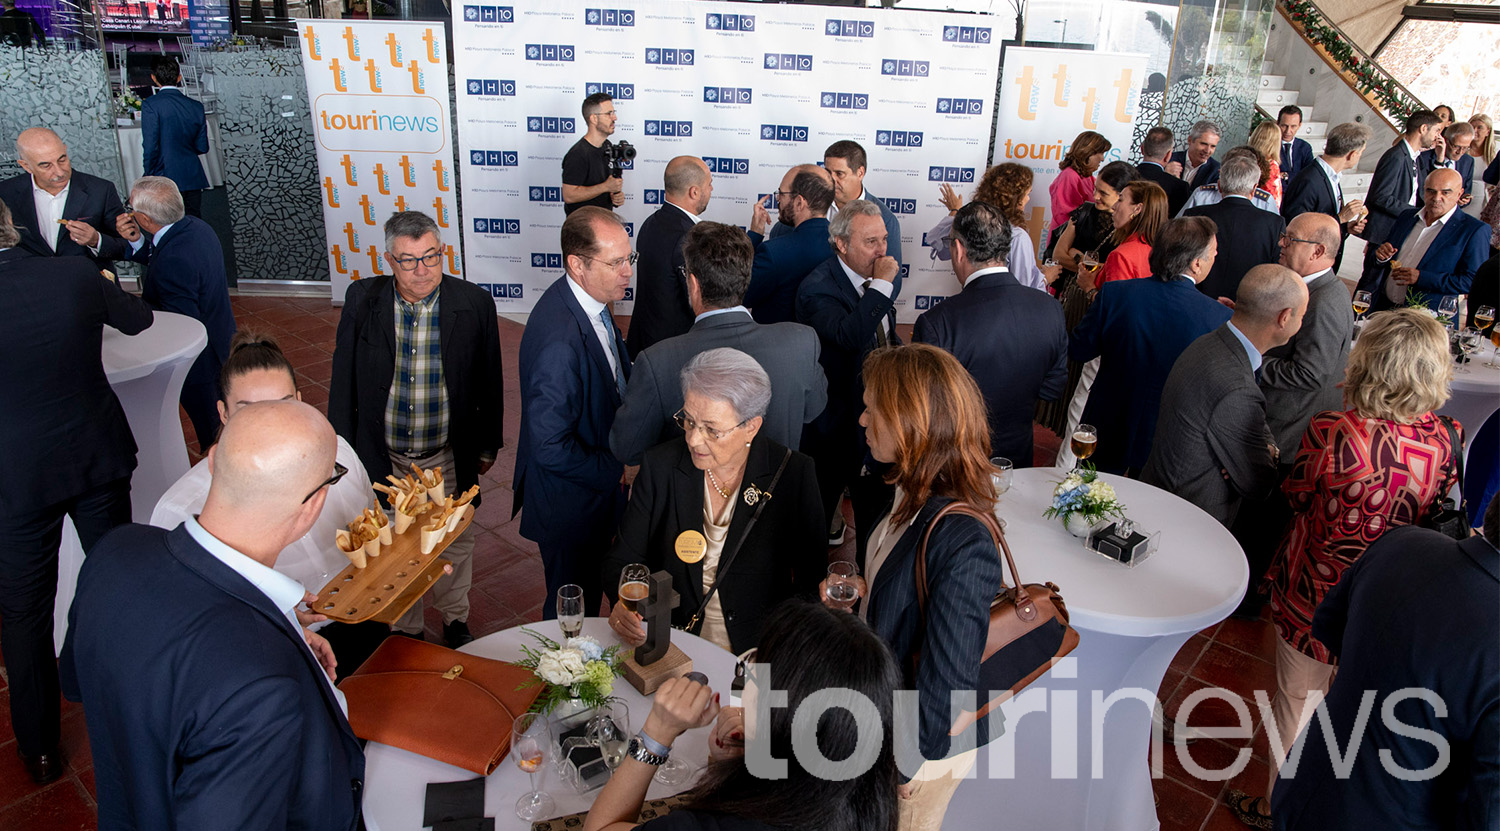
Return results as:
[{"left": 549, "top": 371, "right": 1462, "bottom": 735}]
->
[
  {"left": 622, "top": 571, "right": 693, "bottom": 694},
  {"left": 1086, "top": 518, "right": 1159, "bottom": 567}
]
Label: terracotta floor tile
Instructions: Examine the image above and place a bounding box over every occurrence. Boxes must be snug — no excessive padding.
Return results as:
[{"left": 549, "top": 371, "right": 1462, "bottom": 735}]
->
[
  {"left": 1189, "top": 641, "right": 1276, "bottom": 703},
  {"left": 75, "top": 767, "right": 95, "bottom": 802},
  {"left": 0, "top": 779, "right": 96, "bottom": 831},
  {"left": 60, "top": 712, "right": 91, "bottom": 774},
  {"left": 1213, "top": 615, "right": 1278, "bottom": 663},
  {"left": 1170, "top": 633, "right": 1211, "bottom": 676},
  {"left": 0, "top": 740, "right": 49, "bottom": 810},
  {"left": 1157, "top": 738, "right": 1253, "bottom": 799},
  {"left": 1165, "top": 676, "right": 1261, "bottom": 737},
  {"left": 1152, "top": 774, "right": 1216, "bottom": 831}
]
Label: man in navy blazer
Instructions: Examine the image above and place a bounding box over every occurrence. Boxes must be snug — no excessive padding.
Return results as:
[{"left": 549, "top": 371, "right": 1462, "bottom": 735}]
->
[
  {"left": 768, "top": 141, "right": 904, "bottom": 267},
  {"left": 1168, "top": 120, "right": 1222, "bottom": 190},
  {"left": 625, "top": 156, "right": 710, "bottom": 357},
  {"left": 1416, "top": 120, "right": 1476, "bottom": 208},
  {"left": 1276, "top": 106, "right": 1316, "bottom": 182},
  {"left": 1359, "top": 169, "right": 1489, "bottom": 311},
  {"left": 1281, "top": 122, "right": 1371, "bottom": 271},
  {"left": 914, "top": 201, "right": 1066, "bottom": 467},
  {"left": 63, "top": 402, "right": 364, "bottom": 830},
  {"left": 142, "top": 56, "right": 210, "bottom": 217},
  {"left": 1070, "top": 216, "right": 1232, "bottom": 475},
  {"left": 0, "top": 127, "right": 130, "bottom": 270},
  {"left": 515, "top": 207, "right": 633, "bottom": 617},
  {"left": 1364, "top": 110, "right": 1441, "bottom": 266},
  {"left": 117, "top": 176, "right": 235, "bottom": 450},
  {"left": 1138, "top": 126, "right": 1192, "bottom": 218},
  {"left": 1269, "top": 499, "right": 1499, "bottom": 831},
  {"left": 744, "top": 164, "right": 834, "bottom": 324}
]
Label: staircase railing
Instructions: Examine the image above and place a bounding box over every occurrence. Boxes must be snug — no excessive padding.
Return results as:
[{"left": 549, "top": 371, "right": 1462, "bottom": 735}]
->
[{"left": 1278, "top": 0, "right": 1425, "bottom": 130}]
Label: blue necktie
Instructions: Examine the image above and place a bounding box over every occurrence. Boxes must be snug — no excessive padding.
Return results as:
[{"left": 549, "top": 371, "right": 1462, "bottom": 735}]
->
[
  {"left": 1281, "top": 142, "right": 1292, "bottom": 173},
  {"left": 598, "top": 308, "right": 626, "bottom": 395}
]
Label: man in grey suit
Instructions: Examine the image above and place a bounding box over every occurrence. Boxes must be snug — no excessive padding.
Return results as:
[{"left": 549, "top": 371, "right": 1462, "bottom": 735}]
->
[
  {"left": 610, "top": 221, "right": 828, "bottom": 466},
  {"left": 1142, "top": 264, "right": 1309, "bottom": 529}
]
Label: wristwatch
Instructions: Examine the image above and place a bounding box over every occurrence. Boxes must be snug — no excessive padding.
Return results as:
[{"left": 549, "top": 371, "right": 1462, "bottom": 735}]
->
[{"left": 627, "top": 736, "right": 670, "bottom": 766}]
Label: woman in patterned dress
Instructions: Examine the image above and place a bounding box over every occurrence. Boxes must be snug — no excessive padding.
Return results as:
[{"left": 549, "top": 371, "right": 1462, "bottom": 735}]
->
[{"left": 1232, "top": 309, "right": 1462, "bottom": 827}]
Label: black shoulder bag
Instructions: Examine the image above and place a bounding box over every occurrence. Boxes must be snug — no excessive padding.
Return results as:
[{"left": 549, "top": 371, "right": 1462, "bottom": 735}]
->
[{"left": 1423, "top": 416, "right": 1471, "bottom": 540}]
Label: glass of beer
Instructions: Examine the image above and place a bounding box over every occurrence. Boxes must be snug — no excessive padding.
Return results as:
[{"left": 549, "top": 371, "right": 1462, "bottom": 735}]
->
[
  {"left": 618, "top": 563, "right": 650, "bottom": 613},
  {"left": 1352, "top": 290, "right": 1372, "bottom": 320},
  {"left": 557, "top": 584, "right": 584, "bottom": 639},
  {"left": 1072, "top": 424, "right": 1098, "bottom": 469}
]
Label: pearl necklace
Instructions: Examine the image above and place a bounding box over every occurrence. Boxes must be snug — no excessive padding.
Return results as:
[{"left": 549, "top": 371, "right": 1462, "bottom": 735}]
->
[{"left": 706, "top": 467, "right": 734, "bottom": 499}]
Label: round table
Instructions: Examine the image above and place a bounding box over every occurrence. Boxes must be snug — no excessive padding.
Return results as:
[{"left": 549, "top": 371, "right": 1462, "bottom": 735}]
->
[
  {"left": 52, "top": 312, "right": 208, "bottom": 650},
  {"left": 362, "top": 620, "right": 737, "bottom": 831},
  {"left": 1440, "top": 354, "right": 1500, "bottom": 459},
  {"left": 943, "top": 469, "right": 1247, "bottom": 831}
]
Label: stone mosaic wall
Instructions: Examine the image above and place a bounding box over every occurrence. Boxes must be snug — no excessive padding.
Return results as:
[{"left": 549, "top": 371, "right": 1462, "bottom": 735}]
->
[{"left": 0, "top": 46, "right": 126, "bottom": 194}]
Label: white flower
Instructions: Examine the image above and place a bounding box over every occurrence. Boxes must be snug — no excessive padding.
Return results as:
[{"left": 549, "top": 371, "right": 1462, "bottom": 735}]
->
[
  {"left": 1089, "top": 482, "right": 1115, "bottom": 503},
  {"left": 566, "top": 636, "right": 604, "bottom": 662},
  {"left": 536, "top": 648, "right": 588, "bottom": 686}
]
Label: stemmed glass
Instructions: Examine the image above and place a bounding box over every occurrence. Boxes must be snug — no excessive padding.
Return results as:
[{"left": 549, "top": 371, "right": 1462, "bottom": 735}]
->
[
  {"left": 512, "top": 712, "right": 555, "bottom": 821},
  {"left": 825, "top": 561, "right": 861, "bottom": 611},
  {"left": 990, "top": 456, "right": 1013, "bottom": 529},
  {"left": 586, "top": 700, "right": 631, "bottom": 770},
  {"left": 557, "top": 584, "right": 584, "bottom": 639},
  {"left": 1438, "top": 295, "right": 1460, "bottom": 330},
  {"left": 1071, "top": 424, "right": 1097, "bottom": 470},
  {"left": 1351, "top": 290, "right": 1372, "bottom": 321},
  {"left": 1474, "top": 305, "right": 1497, "bottom": 366},
  {"left": 1457, "top": 328, "right": 1483, "bottom": 374},
  {"left": 617, "top": 563, "right": 650, "bottom": 617}
]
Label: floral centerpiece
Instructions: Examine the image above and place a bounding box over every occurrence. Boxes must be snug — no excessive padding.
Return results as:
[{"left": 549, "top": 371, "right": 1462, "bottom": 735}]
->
[
  {"left": 511, "top": 628, "right": 624, "bottom": 714},
  {"left": 115, "top": 90, "right": 142, "bottom": 118},
  {"left": 1043, "top": 465, "right": 1126, "bottom": 536}
]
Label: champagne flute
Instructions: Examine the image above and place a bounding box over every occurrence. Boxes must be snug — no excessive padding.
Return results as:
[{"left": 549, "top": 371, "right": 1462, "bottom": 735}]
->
[
  {"left": 1351, "top": 290, "right": 1372, "bottom": 321},
  {"left": 825, "top": 561, "right": 860, "bottom": 610},
  {"left": 512, "top": 713, "right": 555, "bottom": 821},
  {"left": 557, "top": 584, "right": 584, "bottom": 639},
  {"left": 1476, "top": 305, "right": 1496, "bottom": 366},
  {"left": 1071, "top": 424, "right": 1097, "bottom": 469},
  {"left": 617, "top": 563, "right": 650, "bottom": 615},
  {"left": 1438, "top": 295, "right": 1460, "bottom": 330},
  {"left": 586, "top": 700, "right": 631, "bottom": 769}
]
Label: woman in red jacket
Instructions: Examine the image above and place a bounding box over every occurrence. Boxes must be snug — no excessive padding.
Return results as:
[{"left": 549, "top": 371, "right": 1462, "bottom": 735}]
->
[{"left": 1086, "top": 180, "right": 1167, "bottom": 289}]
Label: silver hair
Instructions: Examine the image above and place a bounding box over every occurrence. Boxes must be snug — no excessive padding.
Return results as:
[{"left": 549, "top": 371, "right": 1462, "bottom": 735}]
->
[
  {"left": 1216, "top": 155, "right": 1261, "bottom": 196},
  {"left": 680, "top": 347, "right": 771, "bottom": 422},
  {"left": 384, "top": 210, "right": 442, "bottom": 252},
  {"left": 1187, "top": 120, "right": 1222, "bottom": 142},
  {"left": 130, "top": 176, "right": 185, "bottom": 225},
  {"left": 828, "top": 198, "right": 883, "bottom": 245},
  {"left": 1324, "top": 123, "right": 1371, "bottom": 158}
]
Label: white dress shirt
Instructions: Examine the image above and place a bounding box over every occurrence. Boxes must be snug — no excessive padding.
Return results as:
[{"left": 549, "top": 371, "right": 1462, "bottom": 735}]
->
[
  {"left": 1402, "top": 140, "right": 1419, "bottom": 207},
  {"left": 668, "top": 200, "right": 701, "bottom": 224},
  {"left": 1180, "top": 159, "right": 1203, "bottom": 184},
  {"left": 1300, "top": 266, "right": 1332, "bottom": 285},
  {"left": 566, "top": 274, "right": 622, "bottom": 381},
  {"left": 962, "top": 265, "right": 1008, "bottom": 288},
  {"left": 1316, "top": 157, "right": 1343, "bottom": 208},
  {"left": 1386, "top": 204, "right": 1459, "bottom": 304},
  {"left": 827, "top": 186, "right": 872, "bottom": 220},
  {"left": 129, "top": 220, "right": 176, "bottom": 253},
  {"left": 32, "top": 180, "right": 68, "bottom": 251}
]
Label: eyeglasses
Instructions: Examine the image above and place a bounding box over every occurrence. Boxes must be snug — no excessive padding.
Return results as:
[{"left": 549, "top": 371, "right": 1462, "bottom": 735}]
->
[
  {"left": 301, "top": 461, "right": 349, "bottom": 504},
  {"left": 392, "top": 251, "right": 442, "bottom": 271},
  {"left": 1279, "top": 232, "right": 1319, "bottom": 246},
  {"left": 581, "top": 251, "right": 639, "bottom": 270},
  {"left": 674, "top": 408, "right": 748, "bottom": 442}
]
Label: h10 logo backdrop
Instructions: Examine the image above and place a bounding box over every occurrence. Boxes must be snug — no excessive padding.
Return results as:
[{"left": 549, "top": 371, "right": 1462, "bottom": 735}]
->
[
  {"left": 453, "top": 0, "right": 1001, "bottom": 320},
  {"left": 994, "top": 47, "right": 1149, "bottom": 256},
  {"left": 297, "top": 20, "right": 464, "bottom": 303}
]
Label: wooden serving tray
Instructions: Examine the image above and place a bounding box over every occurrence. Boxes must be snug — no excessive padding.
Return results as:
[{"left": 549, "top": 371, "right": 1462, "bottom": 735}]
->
[{"left": 311, "top": 511, "right": 473, "bottom": 624}]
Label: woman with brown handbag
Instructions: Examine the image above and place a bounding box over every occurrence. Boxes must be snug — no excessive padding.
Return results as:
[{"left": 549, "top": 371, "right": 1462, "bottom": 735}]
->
[{"left": 821, "top": 343, "right": 1006, "bottom": 831}]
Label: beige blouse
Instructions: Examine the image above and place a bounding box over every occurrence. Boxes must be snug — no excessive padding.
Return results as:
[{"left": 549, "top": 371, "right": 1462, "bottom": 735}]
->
[
  {"left": 860, "top": 486, "right": 916, "bottom": 623},
  {"left": 697, "top": 475, "right": 737, "bottom": 652}
]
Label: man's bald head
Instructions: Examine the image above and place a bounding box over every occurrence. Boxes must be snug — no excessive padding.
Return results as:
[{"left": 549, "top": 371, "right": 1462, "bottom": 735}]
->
[
  {"left": 1422, "top": 168, "right": 1464, "bottom": 221},
  {"left": 1280, "top": 212, "right": 1339, "bottom": 276},
  {"left": 15, "top": 127, "right": 71, "bottom": 194},
  {"left": 1235, "top": 263, "right": 1309, "bottom": 350},
  {"left": 207, "top": 400, "right": 337, "bottom": 523},
  {"left": 663, "top": 156, "right": 712, "bottom": 214}
]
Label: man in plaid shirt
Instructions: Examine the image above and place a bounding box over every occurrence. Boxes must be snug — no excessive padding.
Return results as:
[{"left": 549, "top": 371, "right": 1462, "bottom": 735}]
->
[{"left": 330, "top": 211, "right": 504, "bottom": 648}]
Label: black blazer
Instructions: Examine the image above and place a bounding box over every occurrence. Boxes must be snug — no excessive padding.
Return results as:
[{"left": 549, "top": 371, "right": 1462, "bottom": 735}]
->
[
  {"left": 329, "top": 275, "right": 505, "bottom": 504},
  {"left": 1183, "top": 196, "right": 1286, "bottom": 301},
  {"left": 0, "top": 249, "right": 152, "bottom": 515},
  {"left": 0, "top": 171, "right": 130, "bottom": 269},
  {"left": 128, "top": 215, "right": 236, "bottom": 387},
  {"left": 1170, "top": 150, "right": 1220, "bottom": 191},
  {"left": 1280, "top": 137, "right": 1316, "bottom": 181},
  {"left": 1281, "top": 162, "right": 1352, "bottom": 268},
  {"left": 62, "top": 524, "right": 364, "bottom": 830},
  {"left": 1272, "top": 527, "right": 1499, "bottom": 830},
  {"left": 796, "top": 256, "right": 902, "bottom": 434},
  {"left": 912, "top": 269, "right": 1067, "bottom": 467},
  {"left": 1138, "top": 161, "right": 1192, "bottom": 218},
  {"left": 602, "top": 435, "right": 824, "bottom": 654},
  {"left": 626, "top": 203, "right": 696, "bottom": 357},
  {"left": 859, "top": 495, "right": 1006, "bottom": 769},
  {"left": 1366, "top": 142, "right": 1420, "bottom": 247}
]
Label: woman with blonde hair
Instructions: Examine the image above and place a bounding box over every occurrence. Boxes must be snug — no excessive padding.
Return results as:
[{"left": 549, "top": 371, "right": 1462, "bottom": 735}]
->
[
  {"left": 1248, "top": 120, "right": 1284, "bottom": 204},
  {"left": 1231, "top": 308, "right": 1464, "bottom": 827},
  {"left": 932, "top": 162, "right": 1049, "bottom": 289},
  {"left": 1091, "top": 180, "right": 1168, "bottom": 289},
  {"left": 1048, "top": 131, "right": 1112, "bottom": 236},
  {"left": 1466, "top": 114, "right": 1494, "bottom": 219}
]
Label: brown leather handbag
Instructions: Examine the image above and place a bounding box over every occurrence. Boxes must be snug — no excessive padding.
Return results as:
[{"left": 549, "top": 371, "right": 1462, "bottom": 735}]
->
[
  {"left": 914, "top": 502, "right": 1080, "bottom": 735},
  {"left": 338, "top": 636, "right": 543, "bottom": 775}
]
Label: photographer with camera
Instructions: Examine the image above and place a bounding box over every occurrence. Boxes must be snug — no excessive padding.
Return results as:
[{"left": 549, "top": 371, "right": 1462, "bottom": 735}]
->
[{"left": 563, "top": 92, "right": 632, "bottom": 215}]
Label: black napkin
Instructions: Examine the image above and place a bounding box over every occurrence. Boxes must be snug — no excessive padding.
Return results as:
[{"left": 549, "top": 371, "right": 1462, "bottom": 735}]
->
[
  {"left": 423, "top": 777, "right": 486, "bottom": 827},
  {"left": 434, "top": 820, "right": 495, "bottom": 831}
]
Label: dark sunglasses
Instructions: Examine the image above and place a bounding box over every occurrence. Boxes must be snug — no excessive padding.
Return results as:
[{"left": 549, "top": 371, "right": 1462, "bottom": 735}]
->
[{"left": 301, "top": 461, "right": 348, "bottom": 504}]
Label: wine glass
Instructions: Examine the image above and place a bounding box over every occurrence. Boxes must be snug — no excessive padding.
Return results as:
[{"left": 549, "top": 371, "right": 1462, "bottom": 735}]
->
[
  {"left": 586, "top": 700, "right": 631, "bottom": 770},
  {"left": 825, "top": 561, "right": 860, "bottom": 610},
  {"left": 512, "top": 712, "right": 555, "bottom": 821},
  {"left": 617, "top": 563, "right": 650, "bottom": 616},
  {"left": 1071, "top": 424, "right": 1097, "bottom": 470},
  {"left": 557, "top": 584, "right": 584, "bottom": 639},
  {"left": 1458, "top": 327, "right": 1483, "bottom": 373},
  {"left": 1351, "top": 290, "right": 1372, "bottom": 321},
  {"left": 1438, "top": 295, "right": 1460, "bottom": 330},
  {"left": 990, "top": 456, "right": 1014, "bottom": 496},
  {"left": 1476, "top": 305, "right": 1496, "bottom": 336}
]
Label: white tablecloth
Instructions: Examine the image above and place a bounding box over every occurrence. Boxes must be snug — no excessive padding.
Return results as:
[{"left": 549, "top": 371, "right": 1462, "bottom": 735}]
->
[
  {"left": 361, "top": 620, "right": 737, "bottom": 831},
  {"left": 53, "top": 312, "right": 208, "bottom": 650},
  {"left": 1440, "top": 356, "right": 1500, "bottom": 456},
  {"left": 944, "top": 469, "right": 1247, "bottom": 831},
  {"left": 117, "top": 111, "right": 226, "bottom": 189}
]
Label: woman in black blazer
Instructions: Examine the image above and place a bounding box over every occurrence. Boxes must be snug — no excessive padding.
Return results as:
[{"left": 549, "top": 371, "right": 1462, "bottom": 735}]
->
[
  {"left": 835, "top": 343, "right": 1005, "bottom": 830},
  {"left": 605, "top": 348, "right": 824, "bottom": 655}
]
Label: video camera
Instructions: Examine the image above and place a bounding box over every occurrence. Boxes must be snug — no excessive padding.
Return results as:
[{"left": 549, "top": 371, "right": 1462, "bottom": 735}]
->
[{"left": 602, "top": 139, "right": 636, "bottom": 177}]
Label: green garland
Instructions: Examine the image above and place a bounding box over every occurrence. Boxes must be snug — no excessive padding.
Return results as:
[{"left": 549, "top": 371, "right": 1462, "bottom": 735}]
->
[{"left": 1280, "top": 0, "right": 1421, "bottom": 124}]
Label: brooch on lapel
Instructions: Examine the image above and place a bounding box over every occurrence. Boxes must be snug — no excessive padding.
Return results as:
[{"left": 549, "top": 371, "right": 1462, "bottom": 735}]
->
[{"left": 742, "top": 483, "right": 770, "bottom": 506}]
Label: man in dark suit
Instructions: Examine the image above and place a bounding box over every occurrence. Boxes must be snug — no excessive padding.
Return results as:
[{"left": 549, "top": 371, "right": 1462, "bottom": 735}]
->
[
  {"left": 141, "top": 56, "right": 210, "bottom": 217},
  {"left": 797, "top": 199, "right": 902, "bottom": 541},
  {"left": 1167, "top": 120, "right": 1222, "bottom": 190},
  {"left": 1417, "top": 120, "right": 1476, "bottom": 208},
  {"left": 625, "top": 155, "right": 711, "bottom": 357},
  {"left": 913, "top": 201, "right": 1066, "bottom": 467},
  {"left": 1276, "top": 105, "right": 1316, "bottom": 183},
  {"left": 515, "top": 207, "right": 633, "bottom": 617},
  {"left": 1143, "top": 264, "right": 1306, "bottom": 528},
  {"left": 116, "top": 176, "right": 235, "bottom": 451},
  {"left": 1365, "top": 110, "right": 1442, "bottom": 267},
  {"left": 1138, "top": 126, "right": 1192, "bottom": 218},
  {"left": 611, "top": 221, "right": 827, "bottom": 465},
  {"left": 0, "top": 127, "right": 129, "bottom": 270},
  {"left": 1070, "top": 216, "right": 1233, "bottom": 475},
  {"left": 0, "top": 200, "right": 152, "bottom": 783},
  {"left": 63, "top": 402, "right": 364, "bottom": 829},
  {"left": 330, "top": 210, "right": 504, "bottom": 646},
  {"left": 1184, "top": 154, "right": 1286, "bottom": 302},
  {"left": 773, "top": 140, "right": 905, "bottom": 267},
  {"left": 1282, "top": 122, "right": 1371, "bottom": 270},
  {"left": 1359, "top": 169, "right": 1490, "bottom": 311},
  {"left": 1, "top": 0, "right": 46, "bottom": 46},
  {"left": 1268, "top": 497, "right": 1500, "bottom": 831},
  {"left": 744, "top": 164, "right": 834, "bottom": 324}
]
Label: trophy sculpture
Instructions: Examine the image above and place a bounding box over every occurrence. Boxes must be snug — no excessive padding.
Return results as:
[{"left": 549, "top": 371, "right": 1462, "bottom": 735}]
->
[{"left": 621, "top": 570, "right": 695, "bottom": 694}]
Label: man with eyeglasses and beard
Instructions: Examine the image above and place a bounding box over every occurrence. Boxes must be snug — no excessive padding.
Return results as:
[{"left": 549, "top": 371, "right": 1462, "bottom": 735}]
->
[
  {"left": 329, "top": 210, "right": 504, "bottom": 648},
  {"left": 742, "top": 164, "right": 835, "bottom": 324}
]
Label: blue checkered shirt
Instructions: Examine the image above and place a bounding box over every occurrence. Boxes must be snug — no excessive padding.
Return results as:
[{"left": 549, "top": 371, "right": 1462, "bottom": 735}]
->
[{"left": 384, "top": 289, "right": 449, "bottom": 455}]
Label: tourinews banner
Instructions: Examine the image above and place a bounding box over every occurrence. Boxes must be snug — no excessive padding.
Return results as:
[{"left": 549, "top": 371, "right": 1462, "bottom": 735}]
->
[
  {"left": 994, "top": 47, "right": 1149, "bottom": 256},
  {"left": 296, "top": 19, "right": 463, "bottom": 302},
  {"left": 452, "top": 0, "right": 1002, "bottom": 321}
]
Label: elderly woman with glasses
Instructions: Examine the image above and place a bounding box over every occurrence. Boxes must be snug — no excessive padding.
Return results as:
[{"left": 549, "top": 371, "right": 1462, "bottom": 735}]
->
[{"left": 604, "top": 348, "right": 825, "bottom": 654}]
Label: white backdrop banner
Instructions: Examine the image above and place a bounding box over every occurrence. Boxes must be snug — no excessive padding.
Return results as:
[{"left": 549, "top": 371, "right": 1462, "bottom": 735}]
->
[
  {"left": 296, "top": 19, "right": 464, "bottom": 302},
  {"left": 452, "top": 0, "right": 1001, "bottom": 322},
  {"left": 992, "top": 47, "right": 1149, "bottom": 254}
]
